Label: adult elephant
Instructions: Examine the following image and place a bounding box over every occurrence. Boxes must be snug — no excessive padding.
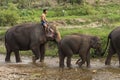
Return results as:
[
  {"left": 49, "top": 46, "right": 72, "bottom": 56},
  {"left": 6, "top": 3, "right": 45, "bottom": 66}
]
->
[
  {"left": 58, "top": 34, "right": 102, "bottom": 69},
  {"left": 101, "top": 27, "right": 120, "bottom": 67},
  {"left": 5, "top": 23, "right": 61, "bottom": 63}
]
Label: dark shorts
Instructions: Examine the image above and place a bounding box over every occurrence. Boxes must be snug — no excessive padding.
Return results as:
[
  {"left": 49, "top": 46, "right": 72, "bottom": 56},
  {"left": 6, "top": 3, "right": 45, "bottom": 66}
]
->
[{"left": 41, "top": 20, "right": 46, "bottom": 26}]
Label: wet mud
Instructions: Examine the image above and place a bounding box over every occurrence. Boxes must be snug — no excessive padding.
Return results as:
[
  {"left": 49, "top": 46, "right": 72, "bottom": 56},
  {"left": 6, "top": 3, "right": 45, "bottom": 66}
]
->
[{"left": 0, "top": 54, "right": 120, "bottom": 80}]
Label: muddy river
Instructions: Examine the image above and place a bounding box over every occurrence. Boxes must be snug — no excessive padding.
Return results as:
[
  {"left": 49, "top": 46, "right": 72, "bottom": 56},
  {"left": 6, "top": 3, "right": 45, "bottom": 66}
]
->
[{"left": 0, "top": 54, "right": 120, "bottom": 80}]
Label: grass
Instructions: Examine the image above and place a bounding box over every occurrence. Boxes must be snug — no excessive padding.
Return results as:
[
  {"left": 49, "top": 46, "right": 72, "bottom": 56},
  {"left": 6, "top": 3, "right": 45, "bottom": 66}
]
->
[
  {"left": 59, "top": 26, "right": 113, "bottom": 37},
  {"left": 0, "top": 29, "right": 6, "bottom": 36}
]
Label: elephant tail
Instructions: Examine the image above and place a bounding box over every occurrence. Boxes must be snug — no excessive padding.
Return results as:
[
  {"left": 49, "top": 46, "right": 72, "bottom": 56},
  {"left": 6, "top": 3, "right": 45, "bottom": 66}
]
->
[
  {"left": 101, "top": 34, "right": 111, "bottom": 56},
  {"left": 4, "top": 30, "right": 8, "bottom": 47}
]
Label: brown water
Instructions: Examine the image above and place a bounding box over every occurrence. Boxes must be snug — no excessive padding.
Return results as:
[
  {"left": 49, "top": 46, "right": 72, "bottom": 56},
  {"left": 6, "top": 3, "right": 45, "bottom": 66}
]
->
[{"left": 0, "top": 54, "right": 120, "bottom": 80}]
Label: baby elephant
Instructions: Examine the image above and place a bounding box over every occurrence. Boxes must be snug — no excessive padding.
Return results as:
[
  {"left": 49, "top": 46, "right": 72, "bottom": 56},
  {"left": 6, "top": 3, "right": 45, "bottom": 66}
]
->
[{"left": 58, "top": 34, "right": 102, "bottom": 69}]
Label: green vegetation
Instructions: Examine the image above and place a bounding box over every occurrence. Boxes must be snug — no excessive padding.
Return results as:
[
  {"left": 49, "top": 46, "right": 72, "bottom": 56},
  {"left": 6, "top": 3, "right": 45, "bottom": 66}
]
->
[{"left": 0, "top": 1, "right": 120, "bottom": 26}]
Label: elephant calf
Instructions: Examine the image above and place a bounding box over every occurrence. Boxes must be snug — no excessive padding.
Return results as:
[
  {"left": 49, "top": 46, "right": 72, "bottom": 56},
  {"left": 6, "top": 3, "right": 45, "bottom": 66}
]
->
[{"left": 58, "top": 34, "right": 102, "bottom": 68}]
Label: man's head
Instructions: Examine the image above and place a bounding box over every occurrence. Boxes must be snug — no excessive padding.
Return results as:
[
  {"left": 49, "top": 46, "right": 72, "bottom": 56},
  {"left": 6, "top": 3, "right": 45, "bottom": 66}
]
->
[{"left": 43, "top": 9, "right": 47, "bottom": 14}]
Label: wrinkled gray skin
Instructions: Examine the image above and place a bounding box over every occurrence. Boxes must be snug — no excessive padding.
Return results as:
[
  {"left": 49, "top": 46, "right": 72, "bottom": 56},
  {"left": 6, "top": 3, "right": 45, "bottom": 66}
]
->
[
  {"left": 58, "top": 34, "right": 102, "bottom": 69},
  {"left": 5, "top": 23, "right": 61, "bottom": 63},
  {"left": 101, "top": 27, "right": 120, "bottom": 67}
]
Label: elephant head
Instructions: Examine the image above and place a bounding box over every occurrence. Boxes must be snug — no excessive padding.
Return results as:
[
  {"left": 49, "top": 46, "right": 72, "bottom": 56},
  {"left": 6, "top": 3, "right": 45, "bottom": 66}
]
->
[
  {"left": 46, "top": 23, "right": 61, "bottom": 43},
  {"left": 90, "top": 36, "right": 102, "bottom": 56}
]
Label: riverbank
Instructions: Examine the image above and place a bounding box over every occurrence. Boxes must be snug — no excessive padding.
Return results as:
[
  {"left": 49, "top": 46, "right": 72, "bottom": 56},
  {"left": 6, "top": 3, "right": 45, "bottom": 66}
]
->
[{"left": 0, "top": 54, "right": 120, "bottom": 80}]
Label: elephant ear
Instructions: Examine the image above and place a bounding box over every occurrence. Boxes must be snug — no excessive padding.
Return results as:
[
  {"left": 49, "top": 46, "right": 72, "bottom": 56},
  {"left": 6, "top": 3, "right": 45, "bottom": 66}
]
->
[
  {"left": 90, "top": 36, "right": 99, "bottom": 48},
  {"left": 48, "top": 22, "right": 57, "bottom": 31},
  {"left": 45, "top": 27, "right": 55, "bottom": 39}
]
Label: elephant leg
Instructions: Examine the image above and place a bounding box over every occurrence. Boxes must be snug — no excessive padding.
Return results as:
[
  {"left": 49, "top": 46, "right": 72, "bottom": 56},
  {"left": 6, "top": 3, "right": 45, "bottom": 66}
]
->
[
  {"left": 105, "top": 53, "right": 113, "bottom": 65},
  {"left": 14, "top": 50, "right": 22, "bottom": 63},
  {"left": 5, "top": 48, "right": 12, "bottom": 62},
  {"left": 66, "top": 56, "right": 72, "bottom": 69},
  {"left": 105, "top": 45, "right": 115, "bottom": 65},
  {"left": 58, "top": 46, "right": 66, "bottom": 69},
  {"left": 78, "top": 54, "right": 86, "bottom": 67},
  {"left": 59, "top": 54, "right": 65, "bottom": 68},
  {"left": 39, "top": 45, "right": 45, "bottom": 63},
  {"left": 86, "top": 51, "right": 90, "bottom": 68},
  {"left": 31, "top": 47, "right": 40, "bottom": 63},
  {"left": 117, "top": 53, "right": 120, "bottom": 67},
  {"left": 66, "top": 49, "right": 73, "bottom": 69}
]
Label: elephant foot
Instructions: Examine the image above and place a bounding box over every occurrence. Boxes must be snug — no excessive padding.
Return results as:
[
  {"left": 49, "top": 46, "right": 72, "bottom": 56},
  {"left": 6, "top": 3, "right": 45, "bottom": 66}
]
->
[
  {"left": 5, "top": 60, "right": 11, "bottom": 63},
  {"left": 33, "top": 62, "right": 46, "bottom": 67},
  {"left": 78, "top": 62, "right": 84, "bottom": 68},
  {"left": 67, "top": 65, "right": 73, "bottom": 69},
  {"left": 68, "top": 66, "right": 73, "bottom": 69},
  {"left": 16, "top": 61, "right": 22, "bottom": 63},
  {"left": 39, "top": 60, "right": 44, "bottom": 63},
  {"left": 5, "top": 58, "right": 11, "bottom": 62},
  {"left": 32, "top": 56, "right": 36, "bottom": 63},
  {"left": 105, "top": 61, "right": 110, "bottom": 65},
  {"left": 59, "top": 65, "right": 64, "bottom": 69},
  {"left": 87, "top": 65, "right": 91, "bottom": 68},
  {"left": 16, "top": 60, "right": 22, "bottom": 63},
  {"left": 67, "top": 64, "right": 72, "bottom": 69}
]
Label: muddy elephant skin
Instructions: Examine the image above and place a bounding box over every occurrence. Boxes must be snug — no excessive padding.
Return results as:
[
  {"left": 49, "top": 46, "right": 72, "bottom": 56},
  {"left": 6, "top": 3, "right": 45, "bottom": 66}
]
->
[
  {"left": 58, "top": 34, "right": 102, "bottom": 68},
  {"left": 101, "top": 27, "right": 120, "bottom": 67},
  {"left": 5, "top": 23, "right": 61, "bottom": 63}
]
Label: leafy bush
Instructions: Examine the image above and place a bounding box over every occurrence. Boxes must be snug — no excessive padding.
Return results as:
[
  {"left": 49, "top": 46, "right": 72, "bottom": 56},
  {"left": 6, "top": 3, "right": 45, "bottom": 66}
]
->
[
  {"left": 0, "top": 3, "right": 20, "bottom": 26},
  {"left": 0, "top": 10, "right": 19, "bottom": 26},
  {"left": 53, "top": 3, "right": 97, "bottom": 17}
]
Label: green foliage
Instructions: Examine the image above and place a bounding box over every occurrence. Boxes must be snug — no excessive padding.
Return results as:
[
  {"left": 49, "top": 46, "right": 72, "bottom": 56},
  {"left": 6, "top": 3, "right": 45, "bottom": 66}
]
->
[
  {"left": 0, "top": 29, "right": 6, "bottom": 36},
  {"left": 53, "top": 4, "right": 97, "bottom": 17},
  {"left": 57, "top": 0, "right": 83, "bottom": 4},
  {"left": 17, "top": 0, "right": 32, "bottom": 9},
  {"left": 0, "top": 1, "right": 120, "bottom": 25},
  {"left": 0, "top": 10, "right": 19, "bottom": 26},
  {"left": 0, "top": 3, "right": 20, "bottom": 26}
]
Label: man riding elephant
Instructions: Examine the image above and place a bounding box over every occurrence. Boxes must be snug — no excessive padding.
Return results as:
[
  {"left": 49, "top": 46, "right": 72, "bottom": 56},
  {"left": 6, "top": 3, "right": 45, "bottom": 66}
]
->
[
  {"left": 40, "top": 9, "right": 54, "bottom": 37},
  {"left": 5, "top": 22, "right": 61, "bottom": 63},
  {"left": 41, "top": 9, "right": 48, "bottom": 29}
]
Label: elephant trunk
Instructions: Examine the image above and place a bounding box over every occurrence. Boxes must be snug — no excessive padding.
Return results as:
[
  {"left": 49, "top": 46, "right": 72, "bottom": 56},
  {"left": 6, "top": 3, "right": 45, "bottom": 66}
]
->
[{"left": 55, "top": 31, "right": 61, "bottom": 43}]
